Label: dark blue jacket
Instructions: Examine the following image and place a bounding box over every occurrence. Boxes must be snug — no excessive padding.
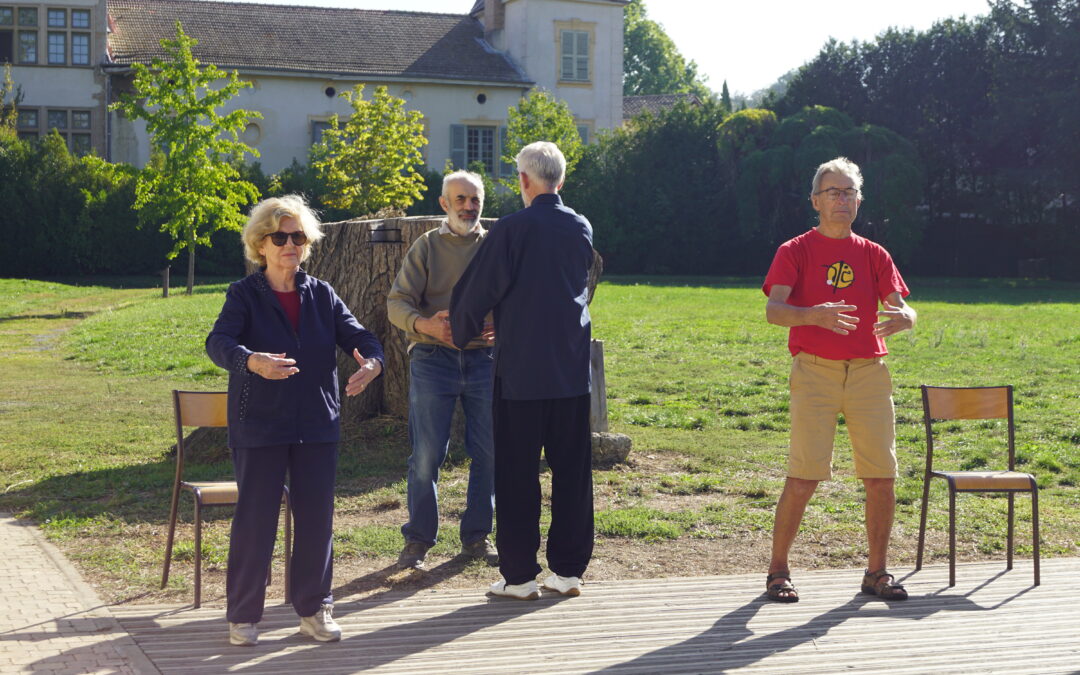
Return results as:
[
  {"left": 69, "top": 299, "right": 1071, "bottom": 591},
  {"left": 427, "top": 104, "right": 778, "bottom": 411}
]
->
[
  {"left": 450, "top": 193, "right": 592, "bottom": 400},
  {"left": 206, "top": 270, "right": 383, "bottom": 448}
]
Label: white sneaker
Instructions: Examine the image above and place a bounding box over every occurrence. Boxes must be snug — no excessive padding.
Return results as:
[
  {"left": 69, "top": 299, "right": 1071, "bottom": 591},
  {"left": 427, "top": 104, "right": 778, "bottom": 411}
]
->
[
  {"left": 228, "top": 622, "right": 258, "bottom": 646},
  {"left": 299, "top": 604, "right": 342, "bottom": 642},
  {"left": 488, "top": 578, "right": 540, "bottom": 600},
  {"left": 542, "top": 574, "right": 582, "bottom": 597}
]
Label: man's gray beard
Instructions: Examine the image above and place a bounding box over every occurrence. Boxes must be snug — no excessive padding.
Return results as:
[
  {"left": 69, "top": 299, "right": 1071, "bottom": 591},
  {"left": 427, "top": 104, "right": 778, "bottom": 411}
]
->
[{"left": 446, "top": 214, "right": 475, "bottom": 236}]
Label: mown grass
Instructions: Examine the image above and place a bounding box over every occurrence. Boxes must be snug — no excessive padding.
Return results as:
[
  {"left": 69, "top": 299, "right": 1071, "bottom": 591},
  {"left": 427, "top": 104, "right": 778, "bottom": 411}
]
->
[
  {"left": 593, "top": 276, "right": 1079, "bottom": 559},
  {"left": 0, "top": 275, "right": 1077, "bottom": 600}
]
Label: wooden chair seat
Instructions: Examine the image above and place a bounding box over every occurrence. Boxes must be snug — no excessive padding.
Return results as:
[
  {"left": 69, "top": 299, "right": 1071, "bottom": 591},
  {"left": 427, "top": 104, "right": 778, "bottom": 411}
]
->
[
  {"left": 934, "top": 470, "right": 1036, "bottom": 491},
  {"left": 181, "top": 481, "right": 239, "bottom": 505}
]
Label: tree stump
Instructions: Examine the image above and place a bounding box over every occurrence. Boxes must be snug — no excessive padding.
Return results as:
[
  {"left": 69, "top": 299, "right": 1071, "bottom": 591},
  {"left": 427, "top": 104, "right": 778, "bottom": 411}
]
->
[{"left": 590, "top": 340, "right": 609, "bottom": 433}]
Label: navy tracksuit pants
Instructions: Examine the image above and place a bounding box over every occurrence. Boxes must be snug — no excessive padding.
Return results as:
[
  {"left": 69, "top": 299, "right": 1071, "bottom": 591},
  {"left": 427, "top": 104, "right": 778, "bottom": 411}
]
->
[
  {"left": 226, "top": 442, "right": 337, "bottom": 624},
  {"left": 493, "top": 380, "right": 594, "bottom": 586}
]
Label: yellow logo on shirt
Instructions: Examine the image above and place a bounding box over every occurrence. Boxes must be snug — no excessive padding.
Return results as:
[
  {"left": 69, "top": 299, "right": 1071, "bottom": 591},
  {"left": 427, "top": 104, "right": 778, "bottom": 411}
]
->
[{"left": 824, "top": 261, "right": 854, "bottom": 292}]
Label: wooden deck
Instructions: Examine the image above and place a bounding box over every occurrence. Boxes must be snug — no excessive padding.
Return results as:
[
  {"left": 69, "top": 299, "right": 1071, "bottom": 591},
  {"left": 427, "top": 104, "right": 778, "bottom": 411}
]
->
[{"left": 111, "top": 558, "right": 1080, "bottom": 674}]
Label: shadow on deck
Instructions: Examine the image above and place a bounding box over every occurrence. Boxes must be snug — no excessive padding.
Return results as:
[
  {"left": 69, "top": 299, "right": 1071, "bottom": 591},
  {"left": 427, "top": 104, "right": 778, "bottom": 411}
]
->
[{"left": 108, "top": 558, "right": 1079, "bottom": 674}]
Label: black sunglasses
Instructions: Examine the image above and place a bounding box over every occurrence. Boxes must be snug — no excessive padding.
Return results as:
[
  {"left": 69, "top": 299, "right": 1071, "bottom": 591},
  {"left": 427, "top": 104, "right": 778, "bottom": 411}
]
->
[{"left": 266, "top": 231, "right": 308, "bottom": 247}]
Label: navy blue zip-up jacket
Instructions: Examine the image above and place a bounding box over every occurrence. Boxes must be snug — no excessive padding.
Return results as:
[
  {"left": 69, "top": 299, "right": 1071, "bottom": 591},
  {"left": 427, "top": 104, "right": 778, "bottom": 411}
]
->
[
  {"left": 206, "top": 269, "right": 384, "bottom": 449},
  {"left": 449, "top": 193, "right": 593, "bottom": 400}
]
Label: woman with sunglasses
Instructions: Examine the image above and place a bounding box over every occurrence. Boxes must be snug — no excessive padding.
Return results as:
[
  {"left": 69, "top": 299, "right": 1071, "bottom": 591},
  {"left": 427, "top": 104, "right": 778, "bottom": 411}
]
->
[{"left": 206, "top": 194, "right": 384, "bottom": 647}]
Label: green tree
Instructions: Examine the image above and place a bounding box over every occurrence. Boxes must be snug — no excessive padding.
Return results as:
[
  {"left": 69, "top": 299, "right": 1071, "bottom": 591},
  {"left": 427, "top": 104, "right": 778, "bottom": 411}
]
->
[
  {"left": 110, "top": 22, "right": 260, "bottom": 294},
  {"left": 310, "top": 84, "right": 428, "bottom": 217},
  {"left": 720, "top": 80, "right": 732, "bottom": 113},
  {"left": 501, "top": 89, "right": 583, "bottom": 193},
  {"left": 1, "top": 64, "right": 23, "bottom": 136},
  {"left": 776, "top": 2, "right": 1080, "bottom": 278},
  {"left": 623, "top": 0, "right": 710, "bottom": 98}
]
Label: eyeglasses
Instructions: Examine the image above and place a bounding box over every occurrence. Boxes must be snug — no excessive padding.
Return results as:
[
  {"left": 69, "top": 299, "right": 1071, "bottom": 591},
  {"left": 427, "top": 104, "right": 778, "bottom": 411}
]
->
[
  {"left": 814, "top": 187, "right": 860, "bottom": 201},
  {"left": 265, "top": 231, "right": 308, "bottom": 246}
]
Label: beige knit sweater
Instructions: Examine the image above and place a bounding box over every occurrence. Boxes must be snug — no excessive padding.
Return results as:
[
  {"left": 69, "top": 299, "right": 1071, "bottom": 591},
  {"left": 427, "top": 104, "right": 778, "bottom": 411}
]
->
[{"left": 386, "top": 225, "right": 492, "bottom": 350}]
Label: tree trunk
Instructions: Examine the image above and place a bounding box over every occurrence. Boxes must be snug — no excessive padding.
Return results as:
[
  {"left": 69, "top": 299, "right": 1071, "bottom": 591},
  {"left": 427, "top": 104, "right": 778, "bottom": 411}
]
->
[
  {"left": 305, "top": 216, "right": 456, "bottom": 423},
  {"left": 305, "top": 216, "right": 605, "bottom": 428},
  {"left": 186, "top": 243, "right": 195, "bottom": 295}
]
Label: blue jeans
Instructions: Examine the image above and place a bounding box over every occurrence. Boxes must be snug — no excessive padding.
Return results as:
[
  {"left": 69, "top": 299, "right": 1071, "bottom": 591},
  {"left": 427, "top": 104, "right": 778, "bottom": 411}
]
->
[{"left": 402, "top": 344, "right": 495, "bottom": 547}]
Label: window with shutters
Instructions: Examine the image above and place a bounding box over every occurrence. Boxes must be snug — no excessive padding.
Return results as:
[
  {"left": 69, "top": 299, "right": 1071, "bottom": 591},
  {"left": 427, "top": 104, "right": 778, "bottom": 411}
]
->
[
  {"left": 576, "top": 123, "right": 592, "bottom": 145},
  {"left": 310, "top": 119, "right": 331, "bottom": 145},
  {"left": 555, "top": 22, "right": 595, "bottom": 85},
  {"left": 560, "top": 30, "right": 588, "bottom": 81},
  {"left": 451, "top": 124, "right": 513, "bottom": 178},
  {"left": 466, "top": 126, "right": 495, "bottom": 175}
]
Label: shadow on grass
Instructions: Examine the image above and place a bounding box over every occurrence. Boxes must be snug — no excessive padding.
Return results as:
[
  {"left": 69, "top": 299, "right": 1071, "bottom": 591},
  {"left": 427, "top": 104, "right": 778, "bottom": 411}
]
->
[
  {"left": 27, "top": 275, "right": 237, "bottom": 292},
  {"left": 0, "top": 311, "right": 95, "bottom": 323},
  {"left": 0, "top": 419, "right": 412, "bottom": 527}
]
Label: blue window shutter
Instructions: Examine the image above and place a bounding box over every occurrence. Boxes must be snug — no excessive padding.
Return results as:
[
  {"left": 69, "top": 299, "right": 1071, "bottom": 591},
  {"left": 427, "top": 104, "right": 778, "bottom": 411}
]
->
[
  {"left": 450, "top": 124, "right": 466, "bottom": 169},
  {"left": 498, "top": 126, "right": 514, "bottom": 178}
]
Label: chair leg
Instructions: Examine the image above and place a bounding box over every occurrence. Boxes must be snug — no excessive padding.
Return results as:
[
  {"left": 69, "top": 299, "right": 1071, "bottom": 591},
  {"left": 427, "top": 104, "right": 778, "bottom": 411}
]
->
[
  {"left": 948, "top": 487, "right": 956, "bottom": 587},
  {"left": 282, "top": 486, "right": 291, "bottom": 604},
  {"left": 1031, "top": 487, "right": 1040, "bottom": 587},
  {"left": 916, "top": 477, "right": 932, "bottom": 571},
  {"left": 1006, "top": 492, "right": 1015, "bottom": 570},
  {"left": 162, "top": 484, "right": 182, "bottom": 589},
  {"left": 193, "top": 499, "right": 203, "bottom": 609}
]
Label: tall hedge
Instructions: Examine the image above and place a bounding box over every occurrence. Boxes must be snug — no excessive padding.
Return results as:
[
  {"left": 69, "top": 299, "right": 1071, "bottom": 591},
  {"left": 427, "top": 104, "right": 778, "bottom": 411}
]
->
[{"left": 2, "top": 132, "right": 244, "bottom": 278}]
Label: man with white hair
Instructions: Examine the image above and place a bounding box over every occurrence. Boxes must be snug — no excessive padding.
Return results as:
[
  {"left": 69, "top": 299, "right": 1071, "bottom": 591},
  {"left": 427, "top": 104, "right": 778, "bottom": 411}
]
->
[
  {"left": 387, "top": 170, "right": 497, "bottom": 570},
  {"left": 450, "top": 141, "right": 595, "bottom": 600},
  {"left": 762, "top": 156, "right": 916, "bottom": 603}
]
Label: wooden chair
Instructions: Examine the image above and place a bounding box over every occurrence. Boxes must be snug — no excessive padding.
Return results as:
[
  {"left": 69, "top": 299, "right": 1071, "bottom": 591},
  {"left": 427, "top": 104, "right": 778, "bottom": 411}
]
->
[
  {"left": 915, "top": 385, "right": 1039, "bottom": 586},
  {"left": 162, "top": 390, "right": 292, "bottom": 607}
]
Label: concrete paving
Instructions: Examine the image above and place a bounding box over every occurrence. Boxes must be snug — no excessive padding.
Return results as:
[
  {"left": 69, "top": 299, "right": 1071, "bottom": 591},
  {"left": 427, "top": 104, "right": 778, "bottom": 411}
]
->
[{"left": 0, "top": 513, "right": 158, "bottom": 674}]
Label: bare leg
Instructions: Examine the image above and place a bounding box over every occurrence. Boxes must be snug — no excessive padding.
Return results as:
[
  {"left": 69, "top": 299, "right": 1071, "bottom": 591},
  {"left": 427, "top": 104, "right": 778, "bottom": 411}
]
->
[
  {"left": 863, "top": 477, "right": 895, "bottom": 572},
  {"left": 769, "top": 477, "right": 820, "bottom": 589}
]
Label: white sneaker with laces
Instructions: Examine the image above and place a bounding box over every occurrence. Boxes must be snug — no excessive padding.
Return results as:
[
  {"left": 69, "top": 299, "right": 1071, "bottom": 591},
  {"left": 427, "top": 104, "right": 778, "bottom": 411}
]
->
[
  {"left": 542, "top": 574, "right": 582, "bottom": 597},
  {"left": 228, "top": 622, "right": 258, "bottom": 646},
  {"left": 299, "top": 603, "right": 342, "bottom": 642},
  {"left": 488, "top": 578, "right": 540, "bottom": 600}
]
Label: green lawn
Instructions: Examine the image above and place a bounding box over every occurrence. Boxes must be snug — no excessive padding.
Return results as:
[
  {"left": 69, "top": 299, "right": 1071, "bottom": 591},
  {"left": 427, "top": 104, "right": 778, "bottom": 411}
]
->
[{"left": 0, "top": 275, "right": 1076, "bottom": 601}]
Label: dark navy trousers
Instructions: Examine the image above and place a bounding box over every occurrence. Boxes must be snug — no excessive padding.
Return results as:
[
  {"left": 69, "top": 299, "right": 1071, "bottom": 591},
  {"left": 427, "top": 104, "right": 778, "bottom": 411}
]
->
[
  {"left": 493, "top": 379, "right": 594, "bottom": 585},
  {"left": 226, "top": 442, "right": 337, "bottom": 623}
]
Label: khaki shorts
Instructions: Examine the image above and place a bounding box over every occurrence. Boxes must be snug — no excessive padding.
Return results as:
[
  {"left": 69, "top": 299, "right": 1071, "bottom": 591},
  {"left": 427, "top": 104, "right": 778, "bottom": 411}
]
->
[{"left": 788, "top": 351, "right": 897, "bottom": 480}]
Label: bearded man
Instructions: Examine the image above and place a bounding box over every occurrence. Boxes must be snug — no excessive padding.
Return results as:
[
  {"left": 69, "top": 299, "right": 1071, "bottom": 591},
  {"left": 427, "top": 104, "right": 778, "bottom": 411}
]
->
[{"left": 387, "top": 171, "right": 497, "bottom": 570}]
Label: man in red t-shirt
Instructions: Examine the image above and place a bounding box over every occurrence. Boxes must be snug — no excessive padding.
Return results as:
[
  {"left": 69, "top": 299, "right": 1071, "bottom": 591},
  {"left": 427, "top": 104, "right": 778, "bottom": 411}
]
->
[{"left": 761, "top": 157, "right": 917, "bottom": 603}]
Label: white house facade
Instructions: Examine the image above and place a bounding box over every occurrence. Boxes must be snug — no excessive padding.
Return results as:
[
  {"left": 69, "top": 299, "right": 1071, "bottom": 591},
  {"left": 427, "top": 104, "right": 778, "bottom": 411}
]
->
[{"left": 4, "top": 0, "right": 628, "bottom": 179}]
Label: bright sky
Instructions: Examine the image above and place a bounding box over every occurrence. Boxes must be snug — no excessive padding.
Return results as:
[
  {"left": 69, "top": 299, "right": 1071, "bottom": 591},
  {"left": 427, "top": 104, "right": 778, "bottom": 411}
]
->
[{"left": 232, "top": 0, "right": 995, "bottom": 95}]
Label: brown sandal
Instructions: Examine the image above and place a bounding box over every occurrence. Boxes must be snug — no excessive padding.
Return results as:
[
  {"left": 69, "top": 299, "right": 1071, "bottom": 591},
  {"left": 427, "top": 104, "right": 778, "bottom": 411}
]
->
[
  {"left": 766, "top": 571, "right": 799, "bottom": 603},
  {"left": 861, "top": 569, "right": 908, "bottom": 600}
]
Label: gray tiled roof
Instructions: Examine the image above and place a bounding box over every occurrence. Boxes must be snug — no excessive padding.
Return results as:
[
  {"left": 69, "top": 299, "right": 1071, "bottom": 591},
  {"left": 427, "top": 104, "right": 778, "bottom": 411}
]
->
[
  {"left": 471, "top": 0, "right": 626, "bottom": 13},
  {"left": 106, "top": 0, "right": 532, "bottom": 84},
  {"left": 623, "top": 93, "right": 702, "bottom": 120}
]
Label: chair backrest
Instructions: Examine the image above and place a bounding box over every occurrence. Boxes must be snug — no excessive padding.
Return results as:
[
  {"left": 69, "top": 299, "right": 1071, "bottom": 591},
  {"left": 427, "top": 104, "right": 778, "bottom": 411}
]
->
[
  {"left": 172, "top": 390, "right": 228, "bottom": 480},
  {"left": 174, "top": 390, "right": 228, "bottom": 429},
  {"left": 920, "top": 385, "right": 1016, "bottom": 471}
]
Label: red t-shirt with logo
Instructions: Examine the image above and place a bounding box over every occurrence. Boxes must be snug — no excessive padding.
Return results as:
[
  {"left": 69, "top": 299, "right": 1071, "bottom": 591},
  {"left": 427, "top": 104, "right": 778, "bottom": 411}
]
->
[{"left": 762, "top": 228, "right": 909, "bottom": 360}]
